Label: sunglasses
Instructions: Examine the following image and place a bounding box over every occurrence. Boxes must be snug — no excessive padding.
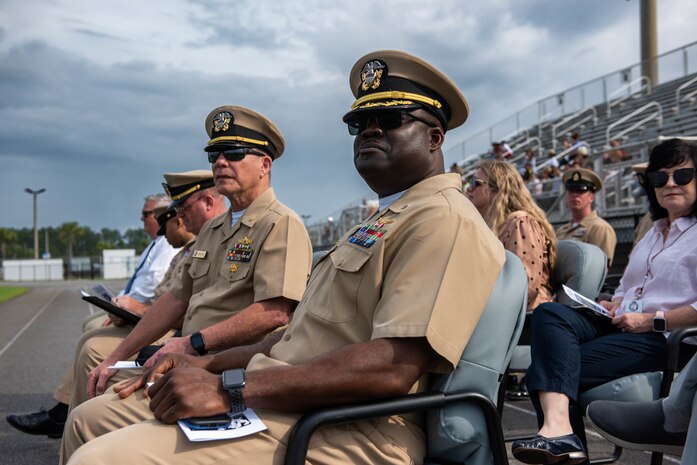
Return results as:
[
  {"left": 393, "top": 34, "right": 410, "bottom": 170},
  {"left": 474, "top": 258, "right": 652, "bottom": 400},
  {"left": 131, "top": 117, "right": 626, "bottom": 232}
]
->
[
  {"left": 141, "top": 210, "right": 154, "bottom": 218},
  {"left": 174, "top": 194, "right": 204, "bottom": 214},
  {"left": 207, "top": 147, "right": 266, "bottom": 164},
  {"left": 645, "top": 168, "right": 696, "bottom": 187},
  {"left": 466, "top": 176, "right": 491, "bottom": 191},
  {"left": 345, "top": 109, "right": 436, "bottom": 136}
]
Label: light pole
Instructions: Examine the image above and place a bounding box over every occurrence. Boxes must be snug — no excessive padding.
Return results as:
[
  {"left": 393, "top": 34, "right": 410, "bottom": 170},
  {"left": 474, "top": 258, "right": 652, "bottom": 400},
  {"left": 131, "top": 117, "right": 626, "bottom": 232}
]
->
[{"left": 25, "top": 188, "right": 46, "bottom": 259}]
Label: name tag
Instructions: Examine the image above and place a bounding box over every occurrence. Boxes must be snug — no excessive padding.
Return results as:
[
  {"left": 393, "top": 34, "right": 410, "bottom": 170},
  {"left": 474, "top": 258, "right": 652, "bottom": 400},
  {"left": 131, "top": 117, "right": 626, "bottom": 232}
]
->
[
  {"left": 192, "top": 250, "right": 207, "bottom": 259},
  {"left": 617, "top": 299, "right": 643, "bottom": 316}
]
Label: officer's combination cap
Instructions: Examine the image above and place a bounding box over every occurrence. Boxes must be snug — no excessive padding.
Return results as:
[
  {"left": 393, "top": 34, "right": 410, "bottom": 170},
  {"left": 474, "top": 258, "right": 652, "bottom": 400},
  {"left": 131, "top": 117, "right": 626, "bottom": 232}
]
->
[
  {"left": 162, "top": 169, "right": 215, "bottom": 208},
  {"left": 342, "top": 50, "right": 469, "bottom": 132},
  {"left": 562, "top": 168, "right": 603, "bottom": 193},
  {"left": 204, "top": 105, "right": 285, "bottom": 160}
]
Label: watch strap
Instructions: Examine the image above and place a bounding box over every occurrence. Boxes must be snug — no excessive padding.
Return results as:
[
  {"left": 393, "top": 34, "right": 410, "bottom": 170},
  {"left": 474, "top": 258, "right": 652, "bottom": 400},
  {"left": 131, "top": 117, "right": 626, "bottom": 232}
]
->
[
  {"left": 653, "top": 311, "right": 666, "bottom": 333},
  {"left": 190, "top": 331, "right": 208, "bottom": 355},
  {"left": 228, "top": 389, "right": 246, "bottom": 414}
]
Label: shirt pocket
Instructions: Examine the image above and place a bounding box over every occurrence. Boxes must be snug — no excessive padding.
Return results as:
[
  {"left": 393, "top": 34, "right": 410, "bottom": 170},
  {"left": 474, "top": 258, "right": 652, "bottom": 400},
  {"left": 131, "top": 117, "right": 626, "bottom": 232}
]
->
[
  {"left": 309, "top": 243, "right": 371, "bottom": 323},
  {"left": 188, "top": 259, "right": 210, "bottom": 280},
  {"left": 221, "top": 261, "right": 252, "bottom": 282}
]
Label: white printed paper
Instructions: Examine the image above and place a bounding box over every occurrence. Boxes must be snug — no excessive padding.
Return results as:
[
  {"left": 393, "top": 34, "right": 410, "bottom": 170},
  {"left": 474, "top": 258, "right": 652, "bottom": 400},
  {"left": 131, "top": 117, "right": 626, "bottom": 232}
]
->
[
  {"left": 562, "top": 285, "right": 611, "bottom": 318},
  {"left": 178, "top": 409, "right": 267, "bottom": 442},
  {"left": 107, "top": 361, "right": 142, "bottom": 370}
]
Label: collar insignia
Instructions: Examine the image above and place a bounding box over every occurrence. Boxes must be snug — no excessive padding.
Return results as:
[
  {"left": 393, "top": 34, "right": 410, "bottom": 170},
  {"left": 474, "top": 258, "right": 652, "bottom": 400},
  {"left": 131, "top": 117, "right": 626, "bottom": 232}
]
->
[
  {"left": 361, "top": 60, "right": 387, "bottom": 91},
  {"left": 213, "top": 111, "right": 233, "bottom": 133}
]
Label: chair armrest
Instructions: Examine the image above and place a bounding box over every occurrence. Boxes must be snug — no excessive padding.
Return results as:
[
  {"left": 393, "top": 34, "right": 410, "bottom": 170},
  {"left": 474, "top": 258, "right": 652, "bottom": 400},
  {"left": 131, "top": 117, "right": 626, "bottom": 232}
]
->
[
  {"left": 659, "top": 325, "right": 697, "bottom": 396},
  {"left": 284, "top": 390, "right": 508, "bottom": 465}
]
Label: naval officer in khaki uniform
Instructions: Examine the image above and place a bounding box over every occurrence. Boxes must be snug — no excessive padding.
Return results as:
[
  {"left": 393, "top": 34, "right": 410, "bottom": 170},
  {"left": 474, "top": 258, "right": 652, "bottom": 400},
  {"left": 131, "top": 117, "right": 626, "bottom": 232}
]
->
[
  {"left": 62, "top": 51, "right": 505, "bottom": 465},
  {"left": 556, "top": 167, "right": 617, "bottom": 266},
  {"left": 67, "top": 172, "right": 225, "bottom": 409},
  {"left": 84, "top": 107, "right": 312, "bottom": 402}
]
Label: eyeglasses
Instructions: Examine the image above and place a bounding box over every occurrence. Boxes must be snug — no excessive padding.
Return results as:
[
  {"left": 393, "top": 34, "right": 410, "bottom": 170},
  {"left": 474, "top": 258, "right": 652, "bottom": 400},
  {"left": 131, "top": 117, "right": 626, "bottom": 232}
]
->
[
  {"left": 345, "top": 109, "right": 436, "bottom": 136},
  {"left": 174, "top": 194, "right": 204, "bottom": 214},
  {"left": 207, "top": 147, "right": 266, "bottom": 164},
  {"left": 141, "top": 210, "right": 154, "bottom": 218},
  {"left": 645, "top": 168, "right": 696, "bottom": 188},
  {"left": 466, "top": 176, "right": 491, "bottom": 192}
]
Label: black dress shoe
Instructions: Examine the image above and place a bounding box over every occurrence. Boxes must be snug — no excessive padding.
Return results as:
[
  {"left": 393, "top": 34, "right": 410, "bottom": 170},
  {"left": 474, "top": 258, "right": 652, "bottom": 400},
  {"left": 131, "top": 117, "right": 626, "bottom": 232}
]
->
[
  {"left": 6, "top": 409, "right": 65, "bottom": 438},
  {"left": 587, "top": 399, "right": 686, "bottom": 456},
  {"left": 512, "top": 433, "right": 588, "bottom": 464}
]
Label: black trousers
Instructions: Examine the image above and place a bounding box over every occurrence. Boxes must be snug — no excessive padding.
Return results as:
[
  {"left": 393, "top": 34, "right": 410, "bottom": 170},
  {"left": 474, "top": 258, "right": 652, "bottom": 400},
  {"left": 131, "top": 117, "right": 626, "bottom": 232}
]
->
[{"left": 525, "top": 302, "right": 693, "bottom": 445}]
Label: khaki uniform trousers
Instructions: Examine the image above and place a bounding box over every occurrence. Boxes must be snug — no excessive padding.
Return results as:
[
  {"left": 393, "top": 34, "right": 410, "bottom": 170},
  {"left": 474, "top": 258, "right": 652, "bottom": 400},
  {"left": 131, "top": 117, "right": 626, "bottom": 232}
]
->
[
  {"left": 52, "top": 325, "right": 132, "bottom": 407},
  {"left": 62, "top": 389, "right": 425, "bottom": 465},
  {"left": 52, "top": 325, "right": 172, "bottom": 410}
]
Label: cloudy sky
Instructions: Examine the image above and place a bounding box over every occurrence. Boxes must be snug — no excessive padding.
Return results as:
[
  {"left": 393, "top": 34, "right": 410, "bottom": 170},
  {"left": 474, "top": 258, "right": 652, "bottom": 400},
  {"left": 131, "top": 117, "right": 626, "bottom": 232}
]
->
[{"left": 1, "top": 0, "right": 696, "bottom": 232}]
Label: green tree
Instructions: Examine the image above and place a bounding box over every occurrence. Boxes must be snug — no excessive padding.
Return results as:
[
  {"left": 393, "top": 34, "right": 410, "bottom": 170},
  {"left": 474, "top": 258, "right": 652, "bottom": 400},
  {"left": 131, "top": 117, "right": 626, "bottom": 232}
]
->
[
  {"left": 123, "top": 228, "right": 149, "bottom": 254},
  {"left": 0, "top": 228, "right": 17, "bottom": 260},
  {"left": 58, "top": 222, "right": 86, "bottom": 261}
]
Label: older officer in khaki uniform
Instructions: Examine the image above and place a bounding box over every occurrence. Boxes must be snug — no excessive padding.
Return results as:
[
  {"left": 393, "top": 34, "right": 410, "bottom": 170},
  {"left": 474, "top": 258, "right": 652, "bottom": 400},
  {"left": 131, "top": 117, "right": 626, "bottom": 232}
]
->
[
  {"left": 84, "top": 106, "right": 312, "bottom": 404},
  {"left": 556, "top": 167, "right": 617, "bottom": 266},
  {"left": 66, "top": 173, "right": 222, "bottom": 409},
  {"left": 62, "top": 51, "right": 505, "bottom": 465}
]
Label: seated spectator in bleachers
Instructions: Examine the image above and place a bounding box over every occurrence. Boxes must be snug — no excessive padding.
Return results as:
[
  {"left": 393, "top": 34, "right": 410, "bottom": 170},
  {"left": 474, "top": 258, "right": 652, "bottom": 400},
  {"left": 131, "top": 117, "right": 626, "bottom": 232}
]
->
[
  {"left": 519, "top": 148, "right": 537, "bottom": 180},
  {"left": 555, "top": 168, "right": 617, "bottom": 266},
  {"left": 569, "top": 146, "right": 593, "bottom": 170},
  {"left": 489, "top": 141, "right": 513, "bottom": 160},
  {"left": 512, "top": 138, "right": 697, "bottom": 465},
  {"left": 467, "top": 160, "right": 555, "bottom": 310},
  {"left": 501, "top": 139, "right": 513, "bottom": 158},
  {"left": 603, "top": 138, "right": 630, "bottom": 164},
  {"left": 588, "top": 351, "right": 697, "bottom": 464}
]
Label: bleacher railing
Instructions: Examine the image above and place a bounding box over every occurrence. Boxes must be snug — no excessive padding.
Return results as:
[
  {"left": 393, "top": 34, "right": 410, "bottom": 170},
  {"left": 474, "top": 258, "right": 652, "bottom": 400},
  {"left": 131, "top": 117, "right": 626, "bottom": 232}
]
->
[{"left": 445, "top": 40, "right": 697, "bottom": 163}]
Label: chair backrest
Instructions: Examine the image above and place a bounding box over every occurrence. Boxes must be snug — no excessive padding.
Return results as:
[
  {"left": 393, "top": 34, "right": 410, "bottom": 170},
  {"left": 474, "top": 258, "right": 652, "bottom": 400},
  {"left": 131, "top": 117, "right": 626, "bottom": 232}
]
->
[
  {"left": 552, "top": 240, "right": 608, "bottom": 306},
  {"left": 426, "top": 251, "right": 528, "bottom": 465}
]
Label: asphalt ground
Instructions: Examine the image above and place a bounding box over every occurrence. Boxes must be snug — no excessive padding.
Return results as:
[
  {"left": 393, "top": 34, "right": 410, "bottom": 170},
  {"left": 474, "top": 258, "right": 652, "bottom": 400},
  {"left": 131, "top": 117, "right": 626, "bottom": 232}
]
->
[{"left": 0, "top": 283, "right": 683, "bottom": 465}]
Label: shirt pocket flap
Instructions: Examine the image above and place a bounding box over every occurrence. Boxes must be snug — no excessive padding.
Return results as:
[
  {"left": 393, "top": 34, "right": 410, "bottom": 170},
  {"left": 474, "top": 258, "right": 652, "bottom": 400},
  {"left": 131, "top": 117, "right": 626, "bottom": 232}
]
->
[{"left": 330, "top": 244, "right": 371, "bottom": 273}]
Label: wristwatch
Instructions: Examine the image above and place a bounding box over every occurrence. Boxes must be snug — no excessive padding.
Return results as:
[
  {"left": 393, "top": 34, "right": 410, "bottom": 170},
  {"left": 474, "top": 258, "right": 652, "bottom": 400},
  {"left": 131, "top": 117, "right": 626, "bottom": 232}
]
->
[
  {"left": 222, "top": 369, "right": 247, "bottom": 414},
  {"left": 652, "top": 311, "right": 667, "bottom": 333},
  {"left": 189, "top": 331, "right": 208, "bottom": 355}
]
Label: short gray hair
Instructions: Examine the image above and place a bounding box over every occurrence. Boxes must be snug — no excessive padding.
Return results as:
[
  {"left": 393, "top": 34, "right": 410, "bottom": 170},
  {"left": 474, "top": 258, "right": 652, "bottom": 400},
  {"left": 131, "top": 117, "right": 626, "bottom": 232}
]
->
[{"left": 144, "top": 193, "right": 171, "bottom": 209}]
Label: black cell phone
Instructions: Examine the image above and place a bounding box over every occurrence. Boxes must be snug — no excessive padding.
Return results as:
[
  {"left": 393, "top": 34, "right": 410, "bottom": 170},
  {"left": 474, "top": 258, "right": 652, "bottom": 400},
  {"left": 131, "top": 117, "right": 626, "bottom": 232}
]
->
[{"left": 182, "top": 414, "right": 231, "bottom": 430}]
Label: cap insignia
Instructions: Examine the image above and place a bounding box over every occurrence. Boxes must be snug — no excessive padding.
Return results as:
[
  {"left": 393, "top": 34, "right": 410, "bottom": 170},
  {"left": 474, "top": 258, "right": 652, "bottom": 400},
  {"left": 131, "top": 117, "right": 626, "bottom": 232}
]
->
[
  {"left": 571, "top": 172, "right": 581, "bottom": 182},
  {"left": 360, "top": 60, "right": 387, "bottom": 91},
  {"left": 213, "top": 111, "right": 233, "bottom": 133}
]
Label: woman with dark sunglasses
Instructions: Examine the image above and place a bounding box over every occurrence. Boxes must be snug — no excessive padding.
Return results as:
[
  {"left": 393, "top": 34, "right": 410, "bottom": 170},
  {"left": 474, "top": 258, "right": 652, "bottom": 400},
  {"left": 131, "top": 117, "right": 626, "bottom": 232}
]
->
[
  {"left": 513, "top": 138, "right": 697, "bottom": 465},
  {"left": 466, "top": 160, "right": 556, "bottom": 311}
]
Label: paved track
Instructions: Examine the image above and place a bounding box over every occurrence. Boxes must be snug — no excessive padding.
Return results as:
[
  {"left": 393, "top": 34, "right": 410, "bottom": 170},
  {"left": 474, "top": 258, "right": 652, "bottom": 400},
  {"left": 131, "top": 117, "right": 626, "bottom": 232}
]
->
[{"left": 0, "top": 283, "right": 683, "bottom": 465}]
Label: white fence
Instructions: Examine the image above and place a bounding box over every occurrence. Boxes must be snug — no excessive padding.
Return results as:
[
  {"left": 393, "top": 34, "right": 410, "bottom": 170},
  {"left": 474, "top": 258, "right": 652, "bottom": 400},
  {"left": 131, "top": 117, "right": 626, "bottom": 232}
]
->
[{"left": 2, "top": 259, "right": 63, "bottom": 281}]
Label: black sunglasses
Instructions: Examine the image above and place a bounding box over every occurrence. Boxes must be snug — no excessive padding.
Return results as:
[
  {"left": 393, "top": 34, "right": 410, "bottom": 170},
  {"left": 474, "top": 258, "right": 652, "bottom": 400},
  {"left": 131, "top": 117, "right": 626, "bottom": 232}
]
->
[
  {"left": 207, "top": 147, "right": 266, "bottom": 164},
  {"left": 466, "top": 175, "right": 489, "bottom": 191},
  {"left": 345, "top": 109, "right": 436, "bottom": 136},
  {"left": 645, "top": 168, "right": 696, "bottom": 187}
]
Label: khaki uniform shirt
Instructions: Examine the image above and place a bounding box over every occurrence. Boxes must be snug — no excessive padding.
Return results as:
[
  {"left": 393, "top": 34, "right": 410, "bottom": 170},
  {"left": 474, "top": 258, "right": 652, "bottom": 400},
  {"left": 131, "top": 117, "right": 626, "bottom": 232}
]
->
[
  {"left": 556, "top": 210, "right": 617, "bottom": 266},
  {"left": 168, "top": 188, "right": 312, "bottom": 336},
  {"left": 247, "top": 174, "right": 504, "bottom": 456},
  {"left": 152, "top": 238, "right": 196, "bottom": 299}
]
